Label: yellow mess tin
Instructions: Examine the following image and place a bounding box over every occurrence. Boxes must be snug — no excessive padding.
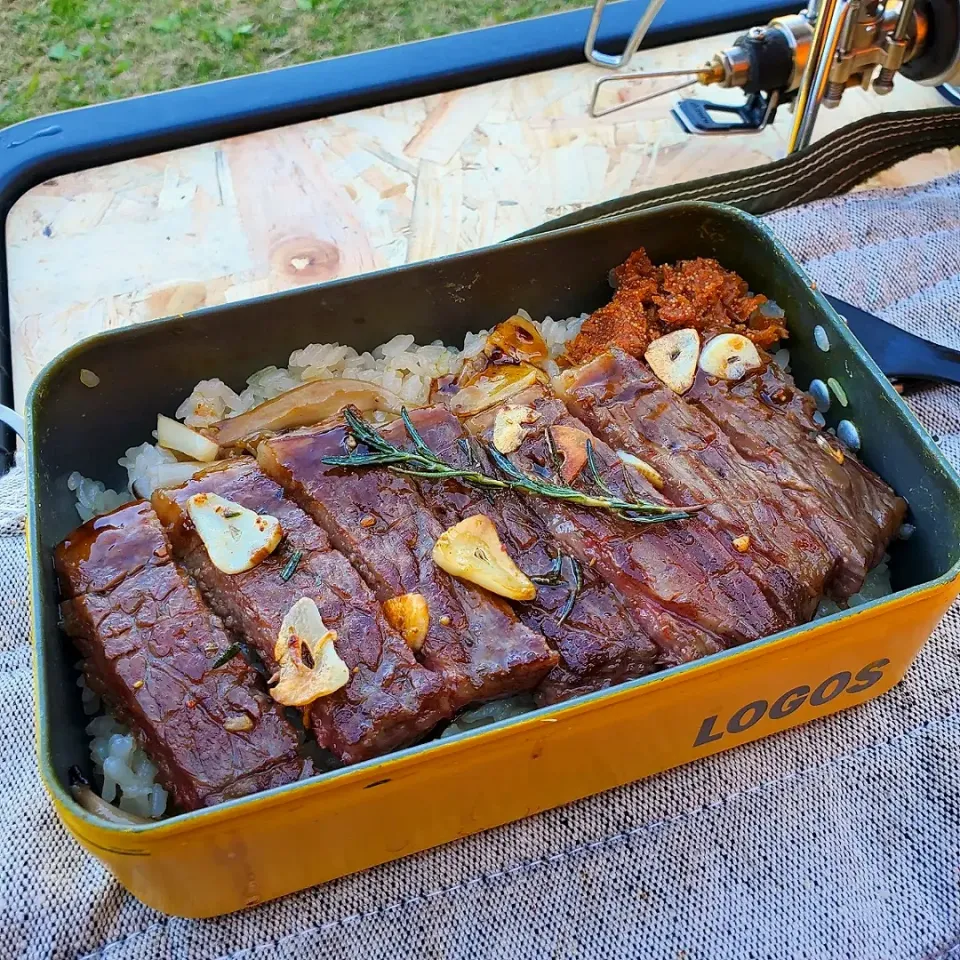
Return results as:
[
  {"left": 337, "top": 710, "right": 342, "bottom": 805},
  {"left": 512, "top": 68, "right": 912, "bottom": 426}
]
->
[{"left": 25, "top": 203, "right": 960, "bottom": 917}]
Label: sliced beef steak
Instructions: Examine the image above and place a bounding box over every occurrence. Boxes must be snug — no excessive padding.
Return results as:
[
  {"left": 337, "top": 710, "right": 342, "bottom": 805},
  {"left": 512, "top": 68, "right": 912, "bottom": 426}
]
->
[
  {"left": 55, "top": 501, "right": 304, "bottom": 812},
  {"left": 461, "top": 384, "right": 786, "bottom": 664},
  {"left": 382, "top": 406, "right": 660, "bottom": 705},
  {"left": 686, "top": 358, "right": 906, "bottom": 597},
  {"left": 557, "top": 349, "right": 837, "bottom": 623},
  {"left": 152, "top": 459, "right": 450, "bottom": 764},
  {"left": 257, "top": 424, "right": 558, "bottom": 707}
]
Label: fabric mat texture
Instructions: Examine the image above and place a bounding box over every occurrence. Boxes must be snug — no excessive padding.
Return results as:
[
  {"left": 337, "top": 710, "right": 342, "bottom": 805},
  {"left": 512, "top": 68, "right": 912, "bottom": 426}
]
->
[{"left": 4, "top": 174, "right": 960, "bottom": 960}]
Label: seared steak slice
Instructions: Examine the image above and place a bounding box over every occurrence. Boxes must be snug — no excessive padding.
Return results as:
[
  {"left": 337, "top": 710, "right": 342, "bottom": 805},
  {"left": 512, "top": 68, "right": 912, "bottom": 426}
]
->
[
  {"left": 461, "top": 384, "right": 785, "bottom": 664},
  {"left": 152, "top": 459, "right": 449, "bottom": 764},
  {"left": 686, "top": 358, "right": 907, "bottom": 597},
  {"left": 257, "top": 424, "right": 558, "bottom": 707},
  {"left": 558, "top": 349, "right": 836, "bottom": 622},
  {"left": 56, "top": 501, "right": 304, "bottom": 812},
  {"left": 382, "top": 406, "right": 659, "bottom": 705}
]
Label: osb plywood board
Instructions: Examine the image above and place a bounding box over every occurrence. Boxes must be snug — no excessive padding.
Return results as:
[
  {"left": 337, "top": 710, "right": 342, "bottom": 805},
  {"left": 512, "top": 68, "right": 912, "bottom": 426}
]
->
[{"left": 6, "top": 29, "right": 958, "bottom": 408}]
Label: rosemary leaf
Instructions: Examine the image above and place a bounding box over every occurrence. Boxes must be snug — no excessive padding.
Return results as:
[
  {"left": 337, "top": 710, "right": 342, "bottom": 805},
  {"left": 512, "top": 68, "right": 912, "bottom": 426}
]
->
[
  {"left": 585, "top": 440, "right": 614, "bottom": 497},
  {"left": 486, "top": 447, "right": 681, "bottom": 518},
  {"left": 529, "top": 552, "right": 564, "bottom": 586},
  {"left": 543, "top": 425, "right": 559, "bottom": 473},
  {"left": 280, "top": 549, "right": 303, "bottom": 582},
  {"left": 323, "top": 452, "right": 408, "bottom": 468},
  {"left": 211, "top": 643, "right": 241, "bottom": 669},
  {"left": 401, "top": 407, "right": 434, "bottom": 459},
  {"left": 557, "top": 557, "right": 583, "bottom": 626}
]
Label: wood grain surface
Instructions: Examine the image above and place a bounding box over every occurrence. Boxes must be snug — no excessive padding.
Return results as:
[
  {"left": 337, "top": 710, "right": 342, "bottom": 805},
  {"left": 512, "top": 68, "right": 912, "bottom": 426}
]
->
[{"left": 7, "top": 30, "right": 960, "bottom": 408}]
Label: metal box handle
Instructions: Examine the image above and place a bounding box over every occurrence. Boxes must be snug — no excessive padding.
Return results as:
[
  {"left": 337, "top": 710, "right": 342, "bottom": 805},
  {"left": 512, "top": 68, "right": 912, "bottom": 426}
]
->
[{"left": 0, "top": 406, "right": 25, "bottom": 440}]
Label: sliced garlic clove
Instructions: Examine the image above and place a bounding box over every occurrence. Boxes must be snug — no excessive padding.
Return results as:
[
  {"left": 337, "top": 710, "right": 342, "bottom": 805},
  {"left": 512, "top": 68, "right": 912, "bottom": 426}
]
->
[
  {"left": 493, "top": 404, "right": 540, "bottom": 454},
  {"left": 271, "top": 597, "right": 349, "bottom": 707},
  {"left": 698, "top": 333, "right": 762, "bottom": 381},
  {"left": 616, "top": 450, "right": 665, "bottom": 490},
  {"left": 644, "top": 329, "right": 701, "bottom": 394},
  {"left": 382, "top": 593, "right": 430, "bottom": 651},
  {"left": 186, "top": 492, "right": 283, "bottom": 574},
  {"left": 551, "top": 425, "right": 591, "bottom": 482},
  {"left": 157, "top": 414, "right": 220, "bottom": 462},
  {"left": 432, "top": 515, "right": 536, "bottom": 601}
]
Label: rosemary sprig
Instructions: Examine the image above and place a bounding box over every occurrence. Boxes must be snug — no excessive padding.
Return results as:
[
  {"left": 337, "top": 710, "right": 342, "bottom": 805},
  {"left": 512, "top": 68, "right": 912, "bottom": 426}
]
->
[
  {"left": 323, "top": 407, "right": 510, "bottom": 489},
  {"left": 322, "top": 406, "right": 693, "bottom": 524},
  {"left": 527, "top": 552, "right": 583, "bottom": 626}
]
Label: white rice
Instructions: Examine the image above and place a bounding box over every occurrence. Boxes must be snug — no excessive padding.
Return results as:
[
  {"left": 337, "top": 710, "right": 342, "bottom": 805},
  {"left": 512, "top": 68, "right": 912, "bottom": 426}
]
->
[
  {"left": 66, "top": 471, "right": 132, "bottom": 523},
  {"left": 440, "top": 695, "right": 537, "bottom": 738},
  {"left": 77, "top": 670, "right": 168, "bottom": 819},
  {"left": 813, "top": 555, "right": 892, "bottom": 619}
]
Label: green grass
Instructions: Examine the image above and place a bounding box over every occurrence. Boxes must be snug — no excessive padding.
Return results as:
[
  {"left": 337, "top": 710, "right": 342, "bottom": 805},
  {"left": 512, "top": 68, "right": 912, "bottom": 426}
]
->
[{"left": 0, "top": 0, "right": 585, "bottom": 127}]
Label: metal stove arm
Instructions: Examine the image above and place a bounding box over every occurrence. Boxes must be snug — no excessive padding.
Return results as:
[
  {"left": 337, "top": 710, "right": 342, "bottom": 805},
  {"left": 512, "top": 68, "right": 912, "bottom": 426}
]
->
[
  {"left": 584, "top": 0, "right": 670, "bottom": 68},
  {"left": 787, "top": 0, "right": 850, "bottom": 152}
]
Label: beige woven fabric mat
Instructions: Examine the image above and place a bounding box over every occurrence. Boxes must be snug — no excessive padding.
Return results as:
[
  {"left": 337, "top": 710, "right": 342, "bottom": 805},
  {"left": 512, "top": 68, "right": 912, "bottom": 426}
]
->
[{"left": 3, "top": 174, "right": 960, "bottom": 960}]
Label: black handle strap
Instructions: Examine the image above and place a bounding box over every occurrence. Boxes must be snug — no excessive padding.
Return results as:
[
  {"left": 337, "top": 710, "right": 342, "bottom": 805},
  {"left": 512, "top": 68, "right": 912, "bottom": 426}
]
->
[{"left": 517, "top": 107, "right": 960, "bottom": 236}]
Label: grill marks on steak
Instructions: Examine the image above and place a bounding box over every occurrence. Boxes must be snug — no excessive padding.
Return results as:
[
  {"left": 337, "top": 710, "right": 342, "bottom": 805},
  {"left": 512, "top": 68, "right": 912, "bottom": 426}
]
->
[
  {"left": 558, "top": 349, "right": 836, "bottom": 623},
  {"left": 382, "top": 406, "right": 659, "bottom": 705},
  {"left": 686, "top": 360, "right": 907, "bottom": 598},
  {"left": 55, "top": 501, "right": 304, "bottom": 812},
  {"left": 152, "top": 460, "right": 449, "bottom": 764},
  {"left": 461, "top": 385, "right": 779, "bottom": 664},
  {"left": 257, "top": 424, "right": 558, "bottom": 707}
]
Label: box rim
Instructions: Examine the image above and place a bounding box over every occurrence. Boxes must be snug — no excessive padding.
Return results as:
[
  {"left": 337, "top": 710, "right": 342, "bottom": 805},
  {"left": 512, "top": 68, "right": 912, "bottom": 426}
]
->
[{"left": 27, "top": 200, "right": 960, "bottom": 841}]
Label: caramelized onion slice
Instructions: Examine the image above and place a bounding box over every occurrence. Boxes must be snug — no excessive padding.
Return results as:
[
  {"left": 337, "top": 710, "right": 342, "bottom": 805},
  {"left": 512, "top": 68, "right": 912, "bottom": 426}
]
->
[
  {"left": 207, "top": 379, "right": 406, "bottom": 449},
  {"left": 484, "top": 314, "right": 548, "bottom": 365},
  {"left": 448, "top": 365, "right": 548, "bottom": 418},
  {"left": 69, "top": 767, "right": 150, "bottom": 825}
]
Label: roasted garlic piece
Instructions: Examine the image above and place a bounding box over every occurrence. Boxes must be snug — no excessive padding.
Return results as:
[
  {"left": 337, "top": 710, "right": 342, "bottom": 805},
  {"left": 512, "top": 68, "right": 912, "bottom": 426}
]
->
[
  {"left": 644, "top": 329, "right": 701, "bottom": 394},
  {"left": 186, "top": 492, "right": 282, "bottom": 575},
  {"left": 485, "top": 314, "right": 549, "bottom": 365},
  {"left": 157, "top": 414, "right": 220, "bottom": 462},
  {"left": 432, "top": 515, "right": 536, "bottom": 601},
  {"left": 816, "top": 433, "right": 846, "bottom": 465},
  {"left": 493, "top": 405, "right": 540, "bottom": 454},
  {"left": 551, "top": 425, "right": 591, "bottom": 483},
  {"left": 616, "top": 450, "right": 665, "bottom": 491},
  {"left": 383, "top": 593, "right": 430, "bottom": 651},
  {"left": 698, "top": 333, "right": 762, "bottom": 381},
  {"left": 270, "top": 597, "right": 349, "bottom": 707}
]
